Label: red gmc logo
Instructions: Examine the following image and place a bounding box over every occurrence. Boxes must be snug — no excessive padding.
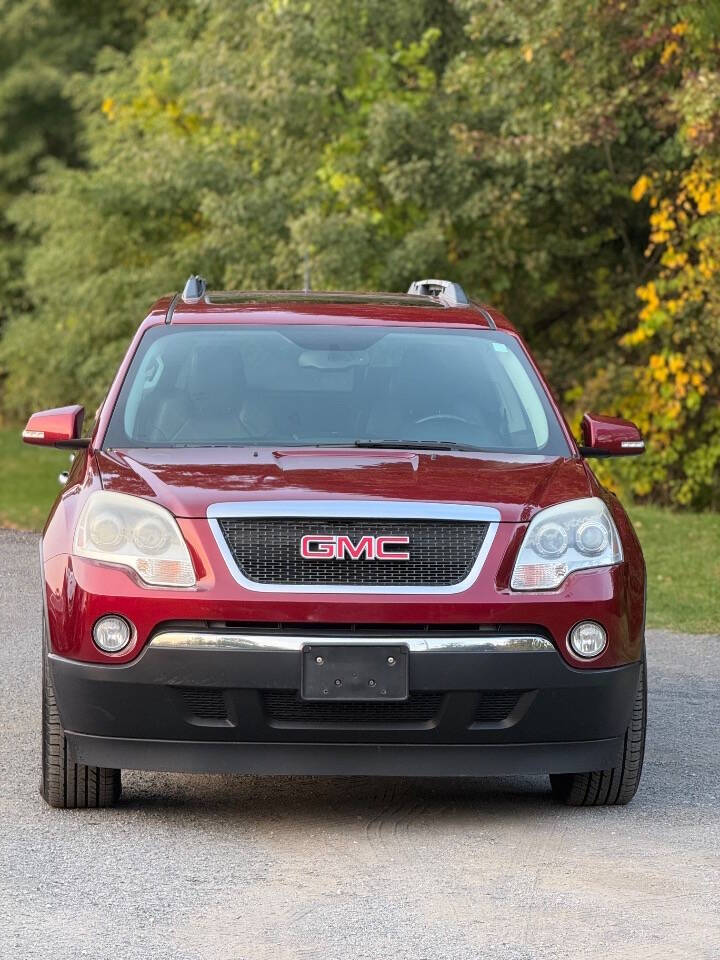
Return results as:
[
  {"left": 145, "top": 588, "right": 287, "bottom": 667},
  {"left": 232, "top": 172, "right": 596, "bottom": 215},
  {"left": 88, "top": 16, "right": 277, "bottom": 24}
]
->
[{"left": 300, "top": 534, "right": 410, "bottom": 561}]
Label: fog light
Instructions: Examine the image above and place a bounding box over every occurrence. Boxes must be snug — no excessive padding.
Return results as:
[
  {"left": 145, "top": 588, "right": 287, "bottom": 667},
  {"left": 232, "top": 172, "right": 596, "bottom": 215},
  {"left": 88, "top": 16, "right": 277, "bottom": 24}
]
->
[
  {"left": 568, "top": 621, "right": 607, "bottom": 659},
  {"left": 93, "top": 615, "right": 132, "bottom": 654}
]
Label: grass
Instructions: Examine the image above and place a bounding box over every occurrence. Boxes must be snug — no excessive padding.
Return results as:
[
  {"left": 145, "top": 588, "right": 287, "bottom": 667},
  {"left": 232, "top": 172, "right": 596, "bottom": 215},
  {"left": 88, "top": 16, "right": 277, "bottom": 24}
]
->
[
  {"left": 627, "top": 505, "right": 720, "bottom": 635},
  {"left": 0, "top": 427, "right": 71, "bottom": 531},
  {"left": 0, "top": 427, "right": 717, "bottom": 633}
]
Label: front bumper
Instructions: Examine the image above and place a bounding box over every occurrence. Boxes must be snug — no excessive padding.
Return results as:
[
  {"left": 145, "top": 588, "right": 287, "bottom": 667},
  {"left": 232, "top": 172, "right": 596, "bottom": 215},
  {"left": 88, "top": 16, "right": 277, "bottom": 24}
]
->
[
  {"left": 44, "top": 548, "right": 644, "bottom": 670},
  {"left": 51, "top": 631, "right": 641, "bottom": 777}
]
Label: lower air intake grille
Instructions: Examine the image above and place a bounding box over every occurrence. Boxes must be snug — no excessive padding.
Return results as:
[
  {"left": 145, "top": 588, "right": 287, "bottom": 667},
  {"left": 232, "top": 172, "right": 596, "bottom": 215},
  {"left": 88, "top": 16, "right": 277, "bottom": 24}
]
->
[
  {"left": 472, "top": 690, "right": 527, "bottom": 723},
  {"left": 263, "top": 691, "right": 443, "bottom": 724},
  {"left": 180, "top": 687, "right": 228, "bottom": 722},
  {"left": 217, "top": 517, "right": 488, "bottom": 587}
]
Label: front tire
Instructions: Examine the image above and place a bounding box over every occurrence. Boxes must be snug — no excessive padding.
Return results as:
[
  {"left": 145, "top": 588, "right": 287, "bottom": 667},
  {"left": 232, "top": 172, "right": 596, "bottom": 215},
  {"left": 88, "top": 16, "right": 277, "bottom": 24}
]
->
[
  {"left": 550, "top": 652, "right": 646, "bottom": 807},
  {"left": 41, "top": 653, "right": 121, "bottom": 808}
]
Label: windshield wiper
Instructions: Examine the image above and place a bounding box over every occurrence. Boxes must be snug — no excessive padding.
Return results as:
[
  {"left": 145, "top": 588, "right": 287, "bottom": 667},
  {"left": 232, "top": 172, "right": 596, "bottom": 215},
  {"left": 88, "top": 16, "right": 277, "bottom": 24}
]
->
[{"left": 351, "top": 439, "right": 482, "bottom": 452}]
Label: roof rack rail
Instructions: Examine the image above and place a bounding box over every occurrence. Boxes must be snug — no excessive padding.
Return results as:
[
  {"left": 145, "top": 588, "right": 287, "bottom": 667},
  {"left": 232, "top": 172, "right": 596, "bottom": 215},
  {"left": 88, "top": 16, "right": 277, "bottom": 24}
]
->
[
  {"left": 182, "top": 274, "right": 207, "bottom": 303},
  {"left": 472, "top": 304, "right": 497, "bottom": 330},
  {"left": 407, "top": 278, "right": 469, "bottom": 307}
]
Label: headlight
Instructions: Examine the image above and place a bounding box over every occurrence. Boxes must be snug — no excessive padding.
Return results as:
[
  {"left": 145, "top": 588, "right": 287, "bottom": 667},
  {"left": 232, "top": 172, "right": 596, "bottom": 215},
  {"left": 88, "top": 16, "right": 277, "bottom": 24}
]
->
[
  {"left": 74, "top": 491, "right": 196, "bottom": 587},
  {"left": 511, "top": 497, "right": 622, "bottom": 591}
]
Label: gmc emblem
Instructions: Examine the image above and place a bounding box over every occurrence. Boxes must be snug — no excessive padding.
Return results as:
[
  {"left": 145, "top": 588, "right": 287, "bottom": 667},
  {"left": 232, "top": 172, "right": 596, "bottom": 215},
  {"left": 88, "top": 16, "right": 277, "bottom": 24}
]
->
[{"left": 300, "top": 534, "right": 410, "bottom": 561}]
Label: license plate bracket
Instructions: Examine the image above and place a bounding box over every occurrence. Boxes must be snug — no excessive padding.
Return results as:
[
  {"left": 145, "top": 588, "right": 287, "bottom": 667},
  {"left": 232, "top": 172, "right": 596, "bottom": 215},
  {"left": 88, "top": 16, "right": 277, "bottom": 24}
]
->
[{"left": 301, "top": 644, "right": 409, "bottom": 701}]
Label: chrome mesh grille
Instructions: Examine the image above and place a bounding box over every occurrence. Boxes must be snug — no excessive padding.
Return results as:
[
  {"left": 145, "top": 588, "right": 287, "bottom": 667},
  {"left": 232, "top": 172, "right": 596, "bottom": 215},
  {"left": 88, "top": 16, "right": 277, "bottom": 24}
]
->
[{"left": 217, "top": 517, "right": 488, "bottom": 587}]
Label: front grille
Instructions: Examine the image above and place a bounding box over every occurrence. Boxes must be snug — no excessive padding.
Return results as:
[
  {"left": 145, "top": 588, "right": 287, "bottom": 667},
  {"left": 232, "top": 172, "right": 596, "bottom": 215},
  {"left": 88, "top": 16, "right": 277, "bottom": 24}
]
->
[
  {"left": 180, "top": 687, "right": 228, "bottom": 722},
  {"left": 263, "top": 691, "right": 443, "bottom": 724},
  {"left": 218, "top": 517, "right": 488, "bottom": 587},
  {"left": 472, "top": 690, "right": 527, "bottom": 723}
]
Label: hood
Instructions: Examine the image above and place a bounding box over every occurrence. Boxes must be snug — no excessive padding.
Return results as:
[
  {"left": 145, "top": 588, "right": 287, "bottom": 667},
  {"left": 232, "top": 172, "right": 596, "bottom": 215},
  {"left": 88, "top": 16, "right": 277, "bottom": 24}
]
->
[{"left": 95, "top": 447, "right": 594, "bottom": 523}]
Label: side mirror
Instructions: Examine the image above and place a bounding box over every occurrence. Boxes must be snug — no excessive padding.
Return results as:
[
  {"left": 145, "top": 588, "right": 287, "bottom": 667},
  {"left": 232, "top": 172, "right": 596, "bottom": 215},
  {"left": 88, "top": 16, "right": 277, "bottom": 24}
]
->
[
  {"left": 22, "top": 405, "right": 89, "bottom": 449},
  {"left": 578, "top": 413, "right": 645, "bottom": 458}
]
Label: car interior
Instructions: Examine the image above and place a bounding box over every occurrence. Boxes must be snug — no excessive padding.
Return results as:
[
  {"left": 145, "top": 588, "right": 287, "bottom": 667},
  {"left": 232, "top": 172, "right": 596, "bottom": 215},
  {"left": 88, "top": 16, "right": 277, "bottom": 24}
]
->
[{"left": 110, "top": 327, "right": 555, "bottom": 452}]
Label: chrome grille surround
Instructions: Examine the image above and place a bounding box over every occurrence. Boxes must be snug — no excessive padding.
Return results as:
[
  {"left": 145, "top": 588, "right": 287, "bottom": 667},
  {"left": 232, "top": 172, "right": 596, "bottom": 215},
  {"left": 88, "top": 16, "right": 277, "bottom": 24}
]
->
[
  {"left": 218, "top": 517, "right": 487, "bottom": 587},
  {"left": 207, "top": 500, "right": 501, "bottom": 594}
]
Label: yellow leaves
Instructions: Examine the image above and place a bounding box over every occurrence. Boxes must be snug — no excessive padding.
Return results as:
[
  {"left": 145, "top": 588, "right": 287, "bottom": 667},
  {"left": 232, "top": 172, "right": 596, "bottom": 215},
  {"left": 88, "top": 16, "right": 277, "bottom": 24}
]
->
[
  {"left": 636, "top": 346, "right": 712, "bottom": 445},
  {"left": 689, "top": 366, "right": 709, "bottom": 397},
  {"left": 639, "top": 352, "right": 698, "bottom": 413},
  {"left": 625, "top": 151, "right": 717, "bottom": 504},
  {"left": 631, "top": 174, "right": 652, "bottom": 203},
  {"left": 651, "top": 214, "right": 675, "bottom": 232},
  {"left": 655, "top": 22, "right": 688, "bottom": 69},
  {"left": 649, "top": 354, "right": 668, "bottom": 382},
  {"left": 696, "top": 191, "right": 713, "bottom": 215},
  {"left": 101, "top": 97, "right": 115, "bottom": 120},
  {"left": 675, "top": 370, "right": 690, "bottom": 398},
  {"left": 695, "top": 237, "right": 720, "bottom": 280},
  {"left": 522, "top": 46, "right": 533, "bottom": 63},
  {"left": 660, "top": 41, "right": 679, "bottom": 65},
  {"left": 661, "top": 248, "right": 688, "bottom": 269},
  {"left": 636, "top": 281, "right": 661, "bottom": 323},
  {"left": 668, "top": 354, "right": 684, "bottom": 375},
  {"left": 636, "top": 282, "right": 657, "bottom": 304},
  {"left": 683, "top": 165, "right": 720, "bottom": 215},
  {"left": 633, "top": 477, "right": 653, "bottom": 498},
  {"left": 647, "top": 197, "right": 678, "bottom": 244},
  {"left": 649, "top": 205, "right": 676, "bottom": 244},
  {"left": 698, "top": 258, "right": 717, "bottom": 280},
  {"left": 622, "top": 326, "right": 651, "bottom": 346},
  {"left": 630, "top": 157, "right": 720, "bottom": 386}
]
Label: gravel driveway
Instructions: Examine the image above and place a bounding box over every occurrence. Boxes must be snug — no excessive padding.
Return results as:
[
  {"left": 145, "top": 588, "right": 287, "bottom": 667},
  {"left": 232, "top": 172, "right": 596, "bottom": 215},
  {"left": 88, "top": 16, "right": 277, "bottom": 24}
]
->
[{"left": 1, "top": 529, "right": 718, "bottom": 960}]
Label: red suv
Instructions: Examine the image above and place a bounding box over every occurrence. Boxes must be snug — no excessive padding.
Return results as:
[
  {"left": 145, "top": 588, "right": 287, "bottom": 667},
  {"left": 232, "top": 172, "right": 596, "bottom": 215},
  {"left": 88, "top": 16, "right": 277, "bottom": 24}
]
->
[{"left": 25, "top": 277, "right": 647, "bottom": 809}]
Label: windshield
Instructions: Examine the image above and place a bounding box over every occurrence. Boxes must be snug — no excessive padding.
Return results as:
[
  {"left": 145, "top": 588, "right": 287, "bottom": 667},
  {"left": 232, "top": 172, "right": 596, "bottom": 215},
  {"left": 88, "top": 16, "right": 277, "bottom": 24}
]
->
[{"left": 103, "top": 324, "right": 570, "bottom": 455}]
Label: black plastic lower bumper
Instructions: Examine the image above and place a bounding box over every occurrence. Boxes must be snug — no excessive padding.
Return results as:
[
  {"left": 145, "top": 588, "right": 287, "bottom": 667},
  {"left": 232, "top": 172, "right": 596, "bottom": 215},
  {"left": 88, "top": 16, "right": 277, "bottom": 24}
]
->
[
  {"left": 67, "top": 733, "right": 625, "bottom": 777},
  {"left": 50, "top": 644, "right": 641, "bottom": 777}
]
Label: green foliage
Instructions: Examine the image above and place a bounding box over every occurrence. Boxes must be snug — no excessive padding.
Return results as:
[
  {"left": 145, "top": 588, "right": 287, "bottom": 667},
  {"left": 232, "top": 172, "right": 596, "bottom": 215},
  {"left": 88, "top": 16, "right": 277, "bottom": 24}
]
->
[
  {"left": 0, "top": 0, "right": 188, "bottom": 323},
  {"left": 0, "top": 0, "right": 718, "bottom": 506}
]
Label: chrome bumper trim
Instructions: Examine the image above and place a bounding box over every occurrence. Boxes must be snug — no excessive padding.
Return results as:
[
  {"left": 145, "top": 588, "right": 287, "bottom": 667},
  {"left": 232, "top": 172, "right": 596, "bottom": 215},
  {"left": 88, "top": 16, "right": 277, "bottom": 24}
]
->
[{"left": 149, "top": 632, "right": 554, "bottom": 654}]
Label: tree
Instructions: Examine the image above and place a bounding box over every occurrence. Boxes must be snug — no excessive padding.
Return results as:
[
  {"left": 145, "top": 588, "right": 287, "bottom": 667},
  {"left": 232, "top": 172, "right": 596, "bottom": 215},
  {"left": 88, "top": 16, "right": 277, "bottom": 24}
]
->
[
  {"left": 0, "top": 0, "right": 186, "bottom": 323},
  {"left": 1, "top": 0, "right": 718, "bottom": 507},
  {"left": 617, "top": 11, "right": 720, "bottom": 507}
]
